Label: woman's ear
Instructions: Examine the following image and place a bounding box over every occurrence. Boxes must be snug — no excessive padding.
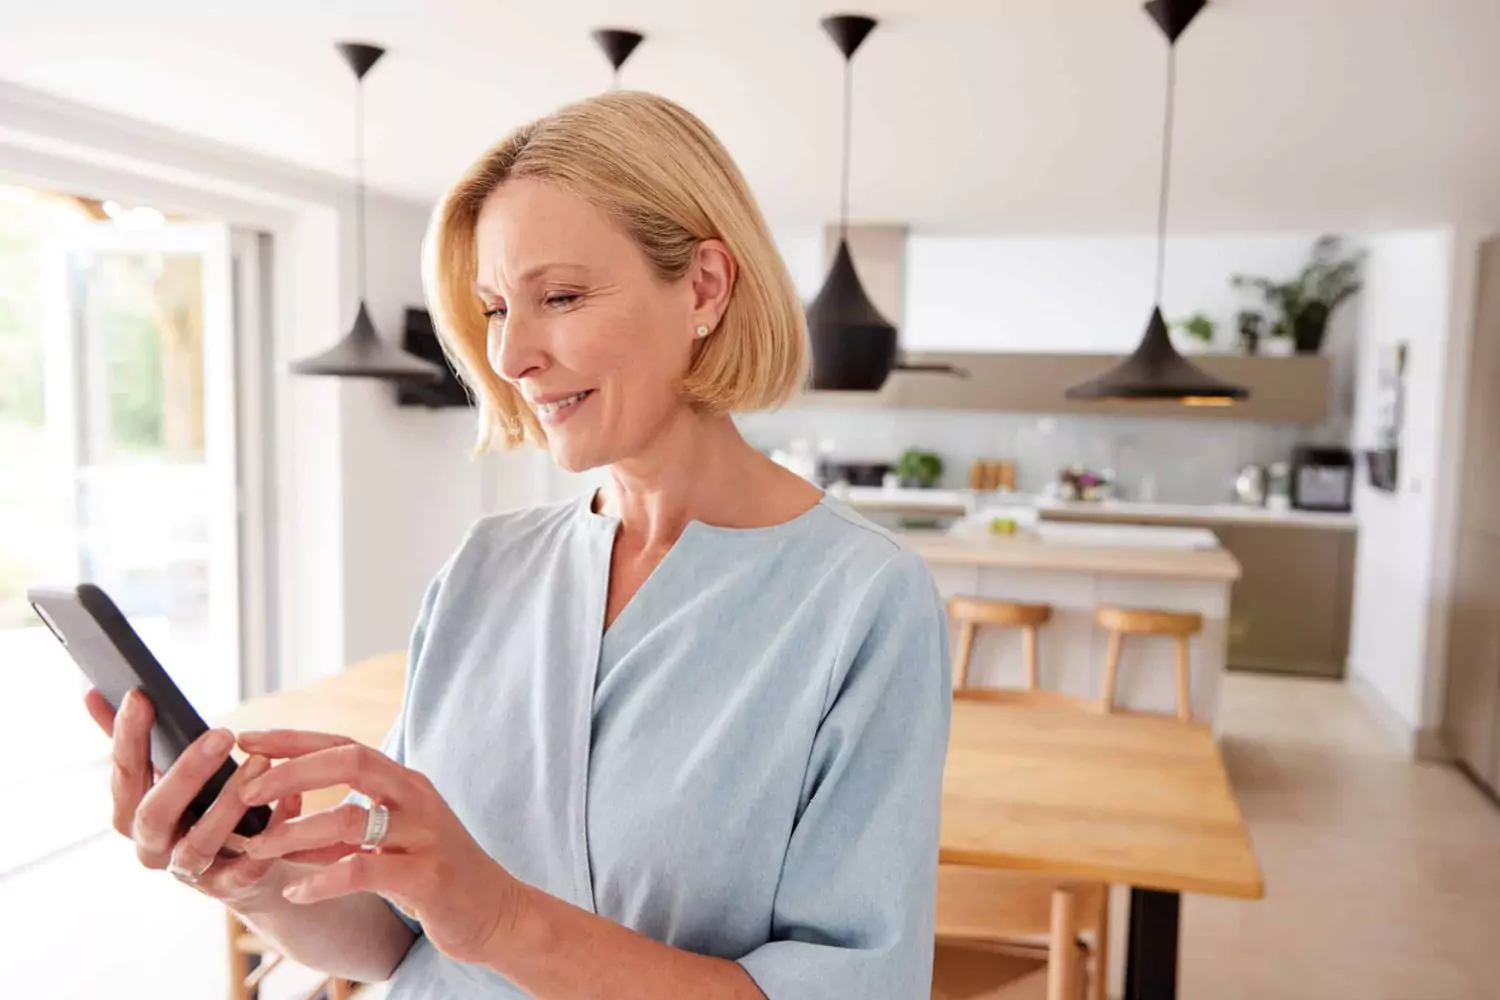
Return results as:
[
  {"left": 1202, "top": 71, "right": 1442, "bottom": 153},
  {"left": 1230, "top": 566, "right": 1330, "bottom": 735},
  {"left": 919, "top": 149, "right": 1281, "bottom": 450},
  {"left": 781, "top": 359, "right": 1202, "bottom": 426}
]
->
[{"left": 689, "top": 239, "right": 736, "bottom": 338}]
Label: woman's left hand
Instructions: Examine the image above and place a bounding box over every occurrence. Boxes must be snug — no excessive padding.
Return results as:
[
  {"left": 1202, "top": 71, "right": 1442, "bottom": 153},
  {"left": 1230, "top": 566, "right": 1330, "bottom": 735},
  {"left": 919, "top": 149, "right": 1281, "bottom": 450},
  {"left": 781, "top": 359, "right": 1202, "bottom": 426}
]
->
[{"left": 235, "top": 729, "right": 523, "bottom": 966}]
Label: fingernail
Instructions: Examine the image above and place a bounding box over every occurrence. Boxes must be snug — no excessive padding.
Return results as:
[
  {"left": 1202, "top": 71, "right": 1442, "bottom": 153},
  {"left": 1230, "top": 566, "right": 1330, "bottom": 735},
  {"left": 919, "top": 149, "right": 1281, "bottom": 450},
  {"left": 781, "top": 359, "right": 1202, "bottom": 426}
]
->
[
  {"left": 240, "top": 776, "right": 264, "bottom": 803},
  {"left": 242, "top": 755, "right": 269, "bottom": 779},
  {"left": 243, "top": 836, "right": 266, "bottom": 858},
  {"left": 203, "top": 729, "right": 233, "bottom": 757},
  {"left": 282, "top": 882, "right": 304, "bottom": 902}
]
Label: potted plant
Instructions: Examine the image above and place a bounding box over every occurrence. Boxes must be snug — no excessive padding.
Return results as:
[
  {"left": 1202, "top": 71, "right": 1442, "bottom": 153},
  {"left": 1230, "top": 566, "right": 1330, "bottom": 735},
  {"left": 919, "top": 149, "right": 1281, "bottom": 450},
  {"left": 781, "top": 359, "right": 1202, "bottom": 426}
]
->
[
  {"left": 1170, "top": 312, "right": 1215, "bottom": 354},
  {"left": 1232, "top": 235, "right": 1365, "bottom": 354},
  {"left": 897, "top": 449, "right": 944, "bottom": 489}
]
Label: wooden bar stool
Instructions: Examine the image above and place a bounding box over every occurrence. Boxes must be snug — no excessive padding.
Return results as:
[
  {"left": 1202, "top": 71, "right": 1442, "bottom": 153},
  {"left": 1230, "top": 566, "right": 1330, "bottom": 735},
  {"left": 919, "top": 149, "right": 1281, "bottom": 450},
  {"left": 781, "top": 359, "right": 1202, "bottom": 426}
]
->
[
  {"left": 947, "top": 597, "right": 1054, "bottom": 691},
  {"left": 1094, "top": 606, "right": 1203, "bottom": 722}
]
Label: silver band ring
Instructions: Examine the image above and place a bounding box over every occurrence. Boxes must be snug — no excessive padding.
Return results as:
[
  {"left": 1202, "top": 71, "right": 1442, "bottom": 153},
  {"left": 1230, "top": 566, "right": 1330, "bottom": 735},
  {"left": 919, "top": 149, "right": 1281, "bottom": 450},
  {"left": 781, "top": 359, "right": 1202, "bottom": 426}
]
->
[{"left": 361, "top": 802, "right": 391, "bottom": 852}]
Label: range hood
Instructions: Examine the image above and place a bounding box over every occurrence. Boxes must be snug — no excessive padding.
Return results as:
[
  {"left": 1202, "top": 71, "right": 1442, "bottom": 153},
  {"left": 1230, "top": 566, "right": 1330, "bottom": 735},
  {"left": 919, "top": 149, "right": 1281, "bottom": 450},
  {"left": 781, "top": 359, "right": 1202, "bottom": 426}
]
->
[{"left": 809, "top": 224, "right": 965, "bottom": 391}]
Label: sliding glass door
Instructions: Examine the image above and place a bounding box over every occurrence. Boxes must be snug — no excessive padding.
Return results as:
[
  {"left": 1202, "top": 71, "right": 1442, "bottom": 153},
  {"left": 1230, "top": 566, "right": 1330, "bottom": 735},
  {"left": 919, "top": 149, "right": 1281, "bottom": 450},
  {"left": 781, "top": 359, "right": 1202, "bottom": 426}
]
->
[{"left": 0, "top": 189, "right": 242, "bottom": 872}]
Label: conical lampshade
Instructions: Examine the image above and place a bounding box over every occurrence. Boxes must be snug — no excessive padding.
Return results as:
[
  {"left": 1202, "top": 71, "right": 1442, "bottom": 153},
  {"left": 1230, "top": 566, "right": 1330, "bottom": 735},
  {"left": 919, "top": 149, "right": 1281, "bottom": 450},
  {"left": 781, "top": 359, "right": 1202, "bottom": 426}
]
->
[
  {"left": 290, "top": 42, "right": 443, "bottom": 383},
  {"left": 290, "top": 302, "right": 443, "bottom": 380},
  {"left": 1065, "top": 0, "right": 1245, "bottom": 404},
  {"left": 808, "top": 241, "right": 898, "bottom": 390},
  {"left": 1064, "top": 307, "right": 1246, "bottom": 403}
]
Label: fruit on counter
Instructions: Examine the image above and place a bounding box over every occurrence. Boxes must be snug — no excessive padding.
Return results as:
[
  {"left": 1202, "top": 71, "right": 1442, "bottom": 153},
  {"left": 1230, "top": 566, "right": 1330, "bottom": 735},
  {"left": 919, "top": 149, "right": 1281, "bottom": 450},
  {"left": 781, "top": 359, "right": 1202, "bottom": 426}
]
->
[{"left": 988, "top": 517, "right": 1019, "bottom": 536}]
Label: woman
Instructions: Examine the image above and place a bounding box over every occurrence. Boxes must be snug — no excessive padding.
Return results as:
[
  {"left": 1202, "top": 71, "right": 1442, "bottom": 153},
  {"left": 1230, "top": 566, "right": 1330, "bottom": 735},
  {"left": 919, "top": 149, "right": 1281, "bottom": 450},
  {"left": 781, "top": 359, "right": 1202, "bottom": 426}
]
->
[{"left": 87, "top": 91, "right": 951, "bottom": 999}]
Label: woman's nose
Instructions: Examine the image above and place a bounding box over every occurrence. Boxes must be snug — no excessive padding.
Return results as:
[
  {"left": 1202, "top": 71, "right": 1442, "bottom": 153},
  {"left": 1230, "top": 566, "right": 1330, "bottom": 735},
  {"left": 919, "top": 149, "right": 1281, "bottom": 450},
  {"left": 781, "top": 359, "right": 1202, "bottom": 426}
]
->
[{"left": 490, "top": 314, "right": 548, "bottom": 383}]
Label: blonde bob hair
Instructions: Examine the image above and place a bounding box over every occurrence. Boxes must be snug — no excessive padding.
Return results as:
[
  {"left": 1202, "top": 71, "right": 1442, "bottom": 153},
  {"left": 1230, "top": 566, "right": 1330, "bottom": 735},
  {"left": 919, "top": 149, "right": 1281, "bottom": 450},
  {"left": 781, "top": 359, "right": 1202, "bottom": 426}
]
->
[{"left": 424, "top": 90, "right": 808, "bottom": 451}]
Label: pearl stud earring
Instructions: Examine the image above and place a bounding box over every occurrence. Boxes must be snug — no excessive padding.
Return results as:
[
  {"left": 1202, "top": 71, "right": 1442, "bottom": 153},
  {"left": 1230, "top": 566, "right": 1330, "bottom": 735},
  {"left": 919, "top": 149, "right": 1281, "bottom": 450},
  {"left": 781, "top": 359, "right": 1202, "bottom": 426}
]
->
[{"left": 695, "top": 324, "right": 711, "bottom": 338}]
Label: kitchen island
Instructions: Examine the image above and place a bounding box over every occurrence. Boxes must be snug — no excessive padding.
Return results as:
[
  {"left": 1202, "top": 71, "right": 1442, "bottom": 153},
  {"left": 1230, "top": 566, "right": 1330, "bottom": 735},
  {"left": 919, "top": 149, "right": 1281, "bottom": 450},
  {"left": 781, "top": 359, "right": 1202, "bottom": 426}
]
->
[{"left": 899, "top": 523, "right": 1241, "bottom": 726}]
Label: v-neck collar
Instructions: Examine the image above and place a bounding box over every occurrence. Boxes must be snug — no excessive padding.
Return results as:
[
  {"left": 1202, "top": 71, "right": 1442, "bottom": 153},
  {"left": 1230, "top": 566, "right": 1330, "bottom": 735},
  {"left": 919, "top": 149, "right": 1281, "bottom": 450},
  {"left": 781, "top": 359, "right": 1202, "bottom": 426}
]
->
[{"left": 574, "top": 488, "right": 833, "bottom": 651}]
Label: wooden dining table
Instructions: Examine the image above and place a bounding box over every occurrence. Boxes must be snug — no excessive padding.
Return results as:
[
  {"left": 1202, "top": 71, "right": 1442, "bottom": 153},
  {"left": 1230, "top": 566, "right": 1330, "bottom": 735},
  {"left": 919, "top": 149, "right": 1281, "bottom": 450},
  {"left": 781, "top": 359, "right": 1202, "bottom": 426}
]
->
[
  {"left": 942, "top": 697, "right": 1263, "bottom": 1000},
  {"left": 223, "top": 652, "right": 1262, "bottom": 1000}
]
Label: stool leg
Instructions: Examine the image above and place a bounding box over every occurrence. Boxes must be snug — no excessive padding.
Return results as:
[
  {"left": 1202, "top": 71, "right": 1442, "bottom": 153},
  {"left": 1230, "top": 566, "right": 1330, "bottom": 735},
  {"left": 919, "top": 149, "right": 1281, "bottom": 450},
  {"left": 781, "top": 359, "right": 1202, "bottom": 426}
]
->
[
  {"left": 954, "top": 621, "right": 976, "bottom": 689},
  {"left": 1049, "top": 887, "right": 1081, "bottom": 1000},
  {"left": 1091, "top": 886, "right": 1110, "bottom": 1000},
  {"left": 1174, "top": 635, "right": 1192, "bottom": 722},
  {"left": 1099, "top": 631, "right": 1123, "bottom": 714},
  {"left": 1023, "top": 624, "right": 1040, "bottom": 691},
  {"left": 227, "top": 910, "right": 254, "bottom": 1000}
]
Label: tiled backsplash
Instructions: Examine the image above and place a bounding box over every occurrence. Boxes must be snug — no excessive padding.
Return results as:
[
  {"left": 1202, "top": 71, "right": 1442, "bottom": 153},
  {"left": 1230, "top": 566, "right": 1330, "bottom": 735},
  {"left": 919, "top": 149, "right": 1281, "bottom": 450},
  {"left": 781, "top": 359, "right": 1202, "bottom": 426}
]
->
[{"left": 736, "top": 407, "right": 1337, "bottom": 504}]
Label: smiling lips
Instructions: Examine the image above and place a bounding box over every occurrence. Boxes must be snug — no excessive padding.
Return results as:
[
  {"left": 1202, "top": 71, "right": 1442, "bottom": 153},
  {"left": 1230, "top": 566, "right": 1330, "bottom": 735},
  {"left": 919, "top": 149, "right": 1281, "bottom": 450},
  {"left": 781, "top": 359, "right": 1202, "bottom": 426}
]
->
[{"left": 533, "top": 390, "right": 594, "bottom": 424}]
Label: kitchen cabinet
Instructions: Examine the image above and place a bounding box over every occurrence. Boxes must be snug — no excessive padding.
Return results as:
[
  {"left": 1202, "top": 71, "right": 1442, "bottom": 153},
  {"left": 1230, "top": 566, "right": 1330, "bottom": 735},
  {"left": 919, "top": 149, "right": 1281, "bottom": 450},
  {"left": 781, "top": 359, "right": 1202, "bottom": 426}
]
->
[
  {"left": 1443, "top": 236, "right": 1500, "bottom": 795},
  {"left": 1040, "top": 509, "right": 1355, "bottom": 677},
  {"left": 802, "top": 351, "right": 1333, "bottom": 424},
  {"left": 1445, "top": 533, "right": 1500, "bottom": 789},
  {"left": 1215, "top": 525, "right": 1356, "bottom": 678}
]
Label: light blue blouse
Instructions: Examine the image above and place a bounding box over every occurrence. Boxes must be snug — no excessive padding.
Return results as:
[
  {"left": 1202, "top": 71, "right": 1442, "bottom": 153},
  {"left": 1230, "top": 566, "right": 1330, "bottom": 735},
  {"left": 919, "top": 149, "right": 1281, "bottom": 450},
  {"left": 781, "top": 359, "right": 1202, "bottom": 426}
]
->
[{"left": 369, "top": 492, "right": 952, "bottom": 999}]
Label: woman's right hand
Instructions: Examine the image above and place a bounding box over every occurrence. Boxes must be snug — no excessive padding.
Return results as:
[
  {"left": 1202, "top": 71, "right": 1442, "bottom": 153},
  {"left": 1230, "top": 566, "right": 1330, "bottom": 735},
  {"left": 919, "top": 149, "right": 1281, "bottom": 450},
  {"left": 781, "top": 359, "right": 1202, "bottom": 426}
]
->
[{"left": 84, "top": 687, "right": 304, "bottom": 911}]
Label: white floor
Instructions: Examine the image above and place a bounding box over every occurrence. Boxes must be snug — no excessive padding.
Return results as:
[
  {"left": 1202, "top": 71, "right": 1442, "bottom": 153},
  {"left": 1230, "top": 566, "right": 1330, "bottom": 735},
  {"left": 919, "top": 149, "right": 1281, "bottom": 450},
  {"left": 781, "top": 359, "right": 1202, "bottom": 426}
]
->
[{"left": 2, "top": 673, "right": 1496, "bottom": 999}]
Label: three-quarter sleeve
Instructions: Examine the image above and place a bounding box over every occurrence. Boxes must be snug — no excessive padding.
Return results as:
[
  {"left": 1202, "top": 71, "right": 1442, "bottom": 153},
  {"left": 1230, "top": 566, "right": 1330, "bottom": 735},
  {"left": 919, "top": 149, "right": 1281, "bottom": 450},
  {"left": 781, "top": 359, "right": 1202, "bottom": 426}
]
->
[
  {"left": 737, "top": 550, "right": 952, "bottom": 999},
  {"left": 345, "top": 570, "right": 446, "bottom": 937}
]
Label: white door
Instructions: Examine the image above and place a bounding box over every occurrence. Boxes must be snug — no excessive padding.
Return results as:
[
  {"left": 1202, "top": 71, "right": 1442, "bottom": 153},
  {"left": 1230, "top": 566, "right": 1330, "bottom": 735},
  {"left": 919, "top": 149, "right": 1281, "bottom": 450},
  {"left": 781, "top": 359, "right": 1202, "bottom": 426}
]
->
[{"left": 47, "top": 220, "right": 242, "bottom": 716}]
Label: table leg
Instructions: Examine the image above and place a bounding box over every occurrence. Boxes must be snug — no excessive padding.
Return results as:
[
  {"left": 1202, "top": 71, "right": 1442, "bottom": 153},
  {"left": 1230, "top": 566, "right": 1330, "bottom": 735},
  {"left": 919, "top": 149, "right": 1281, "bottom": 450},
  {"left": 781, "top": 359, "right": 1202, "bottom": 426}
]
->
[{"left": 1124, "top": 888, "right": 1180, "bottom": 1000}]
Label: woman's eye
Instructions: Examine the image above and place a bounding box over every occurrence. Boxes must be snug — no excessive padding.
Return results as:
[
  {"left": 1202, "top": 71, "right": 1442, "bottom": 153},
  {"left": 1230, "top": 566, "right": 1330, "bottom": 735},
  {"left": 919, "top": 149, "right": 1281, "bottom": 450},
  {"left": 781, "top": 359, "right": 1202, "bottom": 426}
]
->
[
  {"left": 544, "top": 293, "right": 580, "bottom": 309},
  {"left": 483, "top": 306, "right": 507, "bottom": 321}
]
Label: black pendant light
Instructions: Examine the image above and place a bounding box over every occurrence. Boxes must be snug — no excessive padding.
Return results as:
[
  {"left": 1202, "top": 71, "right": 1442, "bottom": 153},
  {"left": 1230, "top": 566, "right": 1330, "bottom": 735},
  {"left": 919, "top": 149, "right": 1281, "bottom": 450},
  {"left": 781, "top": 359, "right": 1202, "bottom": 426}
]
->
[
  {"left": 808, "top": 15, "right": 964, "bottom": 391},
  {"left": 592, "top": 29, "right": 644, "bottom": 89},
  {"left": 1065, "top": 0, "right": 1246, "bottom": 405},
  {"left": 291, "top": 42, "right": 443, "bottom": 382}
]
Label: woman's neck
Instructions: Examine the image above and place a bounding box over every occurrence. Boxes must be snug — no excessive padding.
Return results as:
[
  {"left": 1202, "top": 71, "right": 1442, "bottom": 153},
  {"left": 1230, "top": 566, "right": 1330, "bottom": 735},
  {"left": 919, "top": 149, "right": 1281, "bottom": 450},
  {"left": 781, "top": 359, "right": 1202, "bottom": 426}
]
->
[{"left": 599, "top": 410, "right": 820, "bottom": 550}]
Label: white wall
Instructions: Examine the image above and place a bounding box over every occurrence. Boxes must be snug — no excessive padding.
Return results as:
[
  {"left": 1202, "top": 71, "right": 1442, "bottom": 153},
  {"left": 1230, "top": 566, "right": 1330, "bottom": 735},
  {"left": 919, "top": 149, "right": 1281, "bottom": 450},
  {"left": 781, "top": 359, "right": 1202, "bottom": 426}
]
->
[
  {"left": 336, "top": 197, "right": 490, "bottom": 663},
  {"left": 1346, "top": 229, "right": 1455, "bottom": 746},
  {"left": 903, "top": 234, "right": 1326, "bottom": 354}
]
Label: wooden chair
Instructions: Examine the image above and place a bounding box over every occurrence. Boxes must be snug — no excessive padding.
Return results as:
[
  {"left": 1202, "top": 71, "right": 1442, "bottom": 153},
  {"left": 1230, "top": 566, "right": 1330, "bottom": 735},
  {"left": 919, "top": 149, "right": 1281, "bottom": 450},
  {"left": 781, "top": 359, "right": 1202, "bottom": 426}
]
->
[
  {"left": 947, "top": 597, "right": 1054, "bottom": 691},
  {"left": 941, "top": 597, "right": 1109, "bottom": 1000},
  {"left": 1094, "top": 606, "right": 1203, "bottom": 722},
  {"left": 227, "top": 910, "right": 359, "bottom": 1000},
  {"left": 934, "top": 870, "right": 1103, "bottom": 1000}
]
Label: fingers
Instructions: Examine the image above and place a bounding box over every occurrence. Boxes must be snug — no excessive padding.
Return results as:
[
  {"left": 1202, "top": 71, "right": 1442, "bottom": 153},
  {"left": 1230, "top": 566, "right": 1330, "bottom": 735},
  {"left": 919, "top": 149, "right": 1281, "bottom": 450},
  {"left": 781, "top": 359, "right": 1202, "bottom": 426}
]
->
[
  {"left": 240, "top": 743, "right": 409, "bottom": 809},
  {"left": 265, "top": 790, "right": 304, "bottom": 832},
  {"left": 109, "top": 690, "right": 155, "bottom": 840},
  {"left": 168, "top": 754, "right": 271, "bottom": 879},
  {"left": 236, "top": 729, "right": 356, "bottom": 758},
  {"left": 132, "top": 727, "right": 236, "bottom": 867},
  {"left": 84, "top": 688, "right": 116, "bottom": 737},
  {"left": 244, "top": 802, "right": 404, "bottom": 862},
  {"left": 185, "top": 791, "right": 305, "bottom": 904},
  {"left": 282, "top": 850, "right": 408, "bottom": 906}
]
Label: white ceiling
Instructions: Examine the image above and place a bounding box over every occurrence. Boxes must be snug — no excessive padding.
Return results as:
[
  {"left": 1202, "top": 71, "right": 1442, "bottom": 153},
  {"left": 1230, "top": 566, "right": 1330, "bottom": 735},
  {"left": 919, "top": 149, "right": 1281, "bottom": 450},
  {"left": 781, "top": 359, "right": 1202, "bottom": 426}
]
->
[{"left": 3, "top": 0, "right": 1499, "bottom": 234}]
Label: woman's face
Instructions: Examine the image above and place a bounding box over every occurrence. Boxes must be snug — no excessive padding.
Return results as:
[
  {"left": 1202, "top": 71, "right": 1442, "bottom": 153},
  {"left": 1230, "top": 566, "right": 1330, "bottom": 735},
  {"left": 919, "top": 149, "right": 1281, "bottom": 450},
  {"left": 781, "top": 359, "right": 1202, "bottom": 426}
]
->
[{"left": 474, "top": 178, "right": 729, "bottom": 472}]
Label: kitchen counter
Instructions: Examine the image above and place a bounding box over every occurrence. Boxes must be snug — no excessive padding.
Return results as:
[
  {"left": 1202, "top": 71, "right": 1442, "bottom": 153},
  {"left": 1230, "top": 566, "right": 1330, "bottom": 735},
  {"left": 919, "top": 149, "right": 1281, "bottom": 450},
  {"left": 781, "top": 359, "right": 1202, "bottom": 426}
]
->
[
  {"left": 840, "top": 485, "right": 1356, "bottom": 529},
  {"left": 1038, "top": 498, "right": 1357, "bottom": 530},
  {"left": 898, "top": 525, "right": 1243, "bottom": 583},
  {"left": 899, "top": 522, "right": 1238, "bottom": 725}
]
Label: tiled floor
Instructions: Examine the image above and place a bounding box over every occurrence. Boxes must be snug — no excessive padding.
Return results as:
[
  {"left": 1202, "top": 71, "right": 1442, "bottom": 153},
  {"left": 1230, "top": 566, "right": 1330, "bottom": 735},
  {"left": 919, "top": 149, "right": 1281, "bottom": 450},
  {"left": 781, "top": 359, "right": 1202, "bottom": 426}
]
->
[
  {"left": 1175, "top": 673, "right": 1500, "bottom": 1000},
  {"left": 2, "top": 674, "right": 1496, "bottom": 998}
]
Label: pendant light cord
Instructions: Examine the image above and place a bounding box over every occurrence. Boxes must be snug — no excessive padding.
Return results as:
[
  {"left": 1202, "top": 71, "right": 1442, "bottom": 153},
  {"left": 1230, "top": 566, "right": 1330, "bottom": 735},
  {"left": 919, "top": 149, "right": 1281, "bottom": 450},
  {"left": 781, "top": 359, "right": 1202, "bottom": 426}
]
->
[
  {"left": 840, "top": 57, "right": 853, "bottom": 243},
  {"left": 1154, "top": 44, "right": 1176, "bottom": 305},
  {"left": 355, "top": 76, "right": 367, "bottom": 302}
]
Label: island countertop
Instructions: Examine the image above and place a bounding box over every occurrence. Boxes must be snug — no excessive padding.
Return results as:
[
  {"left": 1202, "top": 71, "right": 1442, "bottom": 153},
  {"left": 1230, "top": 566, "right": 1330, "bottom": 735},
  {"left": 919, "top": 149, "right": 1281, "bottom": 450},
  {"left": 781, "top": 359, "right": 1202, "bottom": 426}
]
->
[{"left": 896, "top": 527, "right": 1243, "bottom": 583}]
